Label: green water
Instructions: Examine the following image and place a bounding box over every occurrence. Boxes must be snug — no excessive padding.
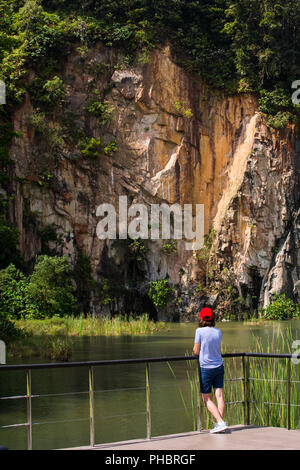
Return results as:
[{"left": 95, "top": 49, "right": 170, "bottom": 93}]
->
[{"left": 1, "top": 320, "right": 299, "bottom": 449}]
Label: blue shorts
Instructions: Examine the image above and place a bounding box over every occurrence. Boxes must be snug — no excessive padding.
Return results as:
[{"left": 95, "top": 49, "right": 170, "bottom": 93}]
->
[{"left": 199, "top": 364, "right": 224, "bottom": 394}]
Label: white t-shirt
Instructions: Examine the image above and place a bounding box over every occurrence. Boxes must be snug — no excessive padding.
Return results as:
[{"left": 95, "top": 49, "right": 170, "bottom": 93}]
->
[{"left": 194, "top": 327, "right": 223, "bottom": 369}]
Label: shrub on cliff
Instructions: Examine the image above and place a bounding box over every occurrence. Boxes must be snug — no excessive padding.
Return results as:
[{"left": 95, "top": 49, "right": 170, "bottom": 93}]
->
[
  {"left": 148, "top": 279, "right": 173, "bottom": 309},
  {"left": 262, "top": 294, "right": 300, "bottom": 320}
]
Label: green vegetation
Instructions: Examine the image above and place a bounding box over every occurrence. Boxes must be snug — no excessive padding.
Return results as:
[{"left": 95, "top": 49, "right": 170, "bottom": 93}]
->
[
  {"left": 161, "top": 240, "right": 178, "bottom": 256},
  {"left": 84, "top": 97, "right": 114, "bottom": 125},
  {"left": 0, "top": 256, "right": 78, "bottom": 320},
  {"left": 0, "top": 196, "right": 21, "bottom": 270},
  {"left": 79, "top": 135, "right": 118, "bottom": 159},
  {"left": 14, "top": 313, "right": 165, "bottom": 337},
  {"left": 28, "top": 109, "right": 63, "bottom": 150},
  {"left": 148, "top": 279, "right": 173, "bottom": 309},
  {"left": 0, "top": 1, "right": 299, "bottom": 127},
  {"left": 7, "top": 314, "right": 167, "bottom": 360},
  {"left": 262, "top": 294, "right": 300, "bottom": 321},
  {"left": 173, "top": 101, "right": 193, "bottom": 119},
  {"left": 128, "top": 239, "right": 149, "bottom": 262},
  {"left": 41, "top": 75, "right": 65, "bottom": 106}
]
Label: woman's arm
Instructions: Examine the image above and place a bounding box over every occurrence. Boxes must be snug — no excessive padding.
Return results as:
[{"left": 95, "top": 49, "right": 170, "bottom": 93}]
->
[{"left": 193, "top": 343, "right": 200, "bottom": 355}]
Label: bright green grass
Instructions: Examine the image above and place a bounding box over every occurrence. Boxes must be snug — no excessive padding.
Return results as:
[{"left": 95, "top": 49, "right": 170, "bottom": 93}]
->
[{"left": 8, "top": 314, "right": 167, "bottom": 361}]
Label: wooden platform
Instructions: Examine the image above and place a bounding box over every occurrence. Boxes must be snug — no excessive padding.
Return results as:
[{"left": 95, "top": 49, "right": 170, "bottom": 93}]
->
[{"left": 63, "top": 425, "right": 300, "bottom": 450}]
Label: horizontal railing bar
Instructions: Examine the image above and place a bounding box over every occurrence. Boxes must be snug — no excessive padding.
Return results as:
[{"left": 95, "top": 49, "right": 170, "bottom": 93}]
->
[
  {"left": 30, "top": 391, "right": 89, "bottom": 398},
  {"left": 0, "top": 355, "right": 197, "bottom": 371},
  {"left": 251, "top": 401, "right": 300, "bottom": 407},
  {"left": 224, "top": 377, "right": 243, "bottom": 382},
  {"left": 151, "top": 406, "right": 199, "bottom": 415},
  {"left": 248, "top": 377, "right": 287, "bottom": 383},
  {"left": 245, "top": 353, "right": 300, "bottom": 359},
  {"left": 249, "top": 378, "right": 300, "bottom": 384},
  {"left": 1, "top": 352, "right": 299, "bottom": 371},
  {"left": 32, "top": 417, "right": 89, "bottom": 426},
  {"left": 95, "top": 386, "right": 146, "bottom": 394},
  {"left": 225, "top": 400, "right": 244, "bottom": 405},
  {"left": 0, "top": 395, "right": 27, "bottom": 400},
  {"left": 99, "top": 411, "right": 147, "bottom": 420},
  {"left": 0, "top": 423, "right": 29, "bottom": 429}
]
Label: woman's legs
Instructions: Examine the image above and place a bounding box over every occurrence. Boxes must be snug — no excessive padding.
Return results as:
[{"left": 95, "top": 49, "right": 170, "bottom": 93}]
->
[
  {"left": 200, "top": 365, "right": 226, "bottom": 425},
  {"left": 202, "top": 393, "right": 224, "bottom": 423},
  {"left": 214, "top": 388, "right": 225, "bottom": 420}
]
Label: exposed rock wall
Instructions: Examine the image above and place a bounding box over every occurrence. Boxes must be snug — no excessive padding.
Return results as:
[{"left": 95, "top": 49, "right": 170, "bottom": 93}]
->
[
  {"left": 216, "top": 116, "right": 300, "bottom": 309},
  {"left": 6, "top": 43, "right": 300, "bottom": 318}
]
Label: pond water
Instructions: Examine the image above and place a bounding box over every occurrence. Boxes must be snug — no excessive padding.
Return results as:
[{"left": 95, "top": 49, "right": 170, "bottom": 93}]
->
[{"left": 1, "top": 320, "right": 299, "bottom": 449}]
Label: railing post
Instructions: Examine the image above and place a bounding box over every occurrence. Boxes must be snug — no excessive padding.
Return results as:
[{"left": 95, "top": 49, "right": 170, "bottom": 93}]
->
[
  {"left": 286, "top": 357, "right": 291, "bottom": 430},
  {"left": 89, "top": 366, "right": 95, "bottom": 447},
  {"left": 146, "top": 363, "right": 151, "bottom": 440},
  {"left": 196, "top": 360, "right": 202, "bottom": 432},
  {"left": 26, "top": 369, "right": 32, "bottom": 450},
  {"left": 242, "top": 355, "right": 250, "bottom": 425}
]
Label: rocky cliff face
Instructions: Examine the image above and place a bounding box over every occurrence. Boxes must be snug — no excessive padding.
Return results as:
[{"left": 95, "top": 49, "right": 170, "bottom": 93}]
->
[
  {"left": 215, "top": 116, "right": 300, "bottom": 310},
  {"left": 6, "top": 43, "right": 300, "bottom": 319}
]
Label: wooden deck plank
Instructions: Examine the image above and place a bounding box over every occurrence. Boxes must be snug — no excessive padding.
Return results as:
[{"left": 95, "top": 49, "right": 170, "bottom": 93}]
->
[{"left": 61, "top": 425, "right": 300, "bottom": 450}]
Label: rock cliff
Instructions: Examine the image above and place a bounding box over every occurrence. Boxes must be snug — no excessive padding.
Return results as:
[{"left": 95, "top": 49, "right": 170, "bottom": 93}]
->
[{"left": 6, "top": 43, "right": 300, "bottom": 319}]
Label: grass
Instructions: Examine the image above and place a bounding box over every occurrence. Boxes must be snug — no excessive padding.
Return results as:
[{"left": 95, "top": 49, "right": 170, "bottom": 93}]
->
[
  {"left": 7, "top": 335, "right": 72, "bottom": 362},
  {"left": 14, "top": 313, "right": 166, "bottom": 337},
  {"left": 8, "top": 314, "right": 167, "bottom": 361}
]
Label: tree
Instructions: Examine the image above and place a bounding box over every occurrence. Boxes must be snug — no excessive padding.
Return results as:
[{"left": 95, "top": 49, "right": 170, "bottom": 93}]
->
[{"left": 26, "top": 255, "right": 78, "bottom": 318}]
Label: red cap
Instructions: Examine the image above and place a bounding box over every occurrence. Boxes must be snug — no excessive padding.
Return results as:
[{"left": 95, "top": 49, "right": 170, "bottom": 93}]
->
[{"left": 200, "top": 307, "right": 213, "bottom": 320}]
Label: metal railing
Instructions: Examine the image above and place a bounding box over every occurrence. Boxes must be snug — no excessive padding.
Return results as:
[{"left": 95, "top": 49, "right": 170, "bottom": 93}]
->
[{"left": 0, "top": 352, "right": 299, "bottom": 450}]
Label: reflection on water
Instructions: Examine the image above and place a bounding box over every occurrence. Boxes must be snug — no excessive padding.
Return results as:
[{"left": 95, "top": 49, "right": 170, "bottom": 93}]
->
[{"left": 1, "top": 320, "right": 299, "bottom": 449}]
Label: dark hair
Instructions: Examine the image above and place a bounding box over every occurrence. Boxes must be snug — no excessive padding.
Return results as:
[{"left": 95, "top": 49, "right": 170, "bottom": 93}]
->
[{"left": 198, "top": 318, "right": 215, "bottom": 328}]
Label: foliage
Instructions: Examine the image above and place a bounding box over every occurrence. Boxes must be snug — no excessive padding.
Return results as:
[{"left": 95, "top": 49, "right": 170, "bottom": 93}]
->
[
  {"left": 41, "top": 75, "right": 65, "bottom": 106},
  {"left": 222, "top": 0, "right": 300, "bottom": 123},
  {"left": 79, "top": 135, "right": 117, "bottom": 159},
  {"left": 37, "top": 170, "right": 54, "bottom": 188},
  {"left": 103, "top": 140, "right": 118, "bottom": 156},
  {"left": 44, "top": 336, "right": 72, "bottom": 361},
  {"left": 148, "top": 279, "right": 173, "bottom": 309},
  {"left": 0, "top": 256, "right": 78, "bottom": 320},
  {"left": 196, "top": 229, "right": 216, "bottom": 259},
  {"left": 98, "top": 279, "right": 113, "bottom": 306},
  {"left": 0, "top": 195, "right": 22, "bottom": 269},
  {"left": 128, "top": 239, "right": 149, "bottom": 262},
  {"left": 0, "top": 0, "right": 299, "bottom": 123},
  {"left": 72, "top": 251, "right": 93, "bottom": 311},
  {"left": 29, "top": 109, "right": 63, "bottom": 149},
  {"left": 0, "top": 314, "right": 21, "bottom": 343},
  {"left": 26, "top": 255, "right": 78, "bottom": 318},
  {"left": 84, "top": 98, "right": 114, "bottom": 125},
  {"left": 262, "top": 294, "right": 300, "bottom": 320},
  {"left": 79, "top": 136, "right": 102, "bottom": 159},
  {"left": 161, "top": 240, "right": 178, "bottom": 256},
  {"left": 0, "top": 218, "right": 20, "bottom": 268},
  {"left": 173, "top": 101, "right": 193, "bottom": 119},
  {"left": 259, "top": 87, "right": 300, "bottom": 128}
]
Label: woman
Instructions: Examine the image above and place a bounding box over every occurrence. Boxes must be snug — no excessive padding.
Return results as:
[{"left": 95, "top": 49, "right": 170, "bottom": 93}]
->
[{"left": 193, "top": 307, "right": 228, "bottom": 433}]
